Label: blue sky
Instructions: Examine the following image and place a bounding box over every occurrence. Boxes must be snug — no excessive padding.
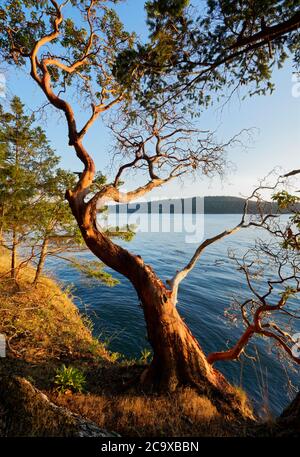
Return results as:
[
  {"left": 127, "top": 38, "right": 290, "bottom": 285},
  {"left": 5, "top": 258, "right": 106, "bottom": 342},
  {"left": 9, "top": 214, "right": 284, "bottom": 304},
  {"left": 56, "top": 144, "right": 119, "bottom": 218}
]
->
[{"left": 1, "top": 0, "right": 299, "bottom": 199}]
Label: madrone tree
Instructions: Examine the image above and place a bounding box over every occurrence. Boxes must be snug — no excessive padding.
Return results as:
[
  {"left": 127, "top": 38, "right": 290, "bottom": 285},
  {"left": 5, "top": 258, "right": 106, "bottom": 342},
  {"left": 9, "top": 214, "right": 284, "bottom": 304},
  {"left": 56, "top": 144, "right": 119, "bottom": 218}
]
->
[{"left": 1, "top": 0, "right": 300, "bottom": 412}]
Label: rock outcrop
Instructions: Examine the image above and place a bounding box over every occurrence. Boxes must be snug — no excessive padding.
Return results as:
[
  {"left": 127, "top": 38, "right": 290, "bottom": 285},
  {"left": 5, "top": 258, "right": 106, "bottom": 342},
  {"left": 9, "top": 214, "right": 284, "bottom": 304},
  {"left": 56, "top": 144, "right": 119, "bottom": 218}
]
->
[{"left": 274, "top": 391, "right": 300, "bottom": 437}]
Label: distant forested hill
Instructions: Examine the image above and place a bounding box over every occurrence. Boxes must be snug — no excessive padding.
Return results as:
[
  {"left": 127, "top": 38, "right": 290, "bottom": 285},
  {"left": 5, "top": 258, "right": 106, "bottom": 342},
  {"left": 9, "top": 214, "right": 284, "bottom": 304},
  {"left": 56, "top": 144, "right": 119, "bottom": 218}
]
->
[{"left": 109, "top": 196, "right": 290, "bottom": 214}]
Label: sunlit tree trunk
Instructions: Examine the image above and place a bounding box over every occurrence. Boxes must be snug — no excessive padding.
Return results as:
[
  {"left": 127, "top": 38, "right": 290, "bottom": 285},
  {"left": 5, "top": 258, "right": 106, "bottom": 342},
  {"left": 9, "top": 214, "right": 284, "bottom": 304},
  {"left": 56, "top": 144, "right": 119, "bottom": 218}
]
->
[{"left": 66, "top": 192, "right": 246, "bottom": 416}]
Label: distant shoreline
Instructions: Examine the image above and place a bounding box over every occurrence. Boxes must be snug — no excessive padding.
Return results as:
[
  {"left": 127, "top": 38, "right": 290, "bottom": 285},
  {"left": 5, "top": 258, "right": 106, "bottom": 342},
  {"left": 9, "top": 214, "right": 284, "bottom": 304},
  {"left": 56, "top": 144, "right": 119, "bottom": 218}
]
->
[{"left": 108, "top": 196, "right": 295, "bottom": 215}]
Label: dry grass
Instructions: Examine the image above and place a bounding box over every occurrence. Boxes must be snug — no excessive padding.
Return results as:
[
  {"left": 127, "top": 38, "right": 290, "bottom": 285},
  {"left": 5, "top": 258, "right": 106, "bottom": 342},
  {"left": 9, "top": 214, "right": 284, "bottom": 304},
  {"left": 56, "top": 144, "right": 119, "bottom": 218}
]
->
[
  {"left": 0, "top": 248, "right": 110, "bottom": 363},
  {"left": 49, "top": 387, "right": 238, "bottom": 437},
  {"left": 233, "top": 386, "right": 252, "bottom": 418}
]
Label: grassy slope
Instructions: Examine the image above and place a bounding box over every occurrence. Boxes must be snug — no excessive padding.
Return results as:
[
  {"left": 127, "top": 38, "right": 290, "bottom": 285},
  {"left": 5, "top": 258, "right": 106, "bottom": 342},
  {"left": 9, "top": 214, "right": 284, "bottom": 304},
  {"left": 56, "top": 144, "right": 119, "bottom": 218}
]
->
[
  {"left": 0, "top": 248, "right": 110, "bottom": 363},
  {"left": 0, "top": 248, "right": 253, "bottom": 437}
]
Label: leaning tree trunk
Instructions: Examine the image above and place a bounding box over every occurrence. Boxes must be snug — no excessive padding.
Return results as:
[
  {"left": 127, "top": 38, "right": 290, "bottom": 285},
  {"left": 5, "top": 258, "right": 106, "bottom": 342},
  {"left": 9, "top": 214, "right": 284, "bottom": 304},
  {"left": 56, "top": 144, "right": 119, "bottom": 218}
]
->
[
  {"left": 136, "top": 266, "right": 220, "bottom": 392},
  {"left": 126, "top": 264, "right": 248, "bottom": 416},
  {"left": 66, "top": 191, "right": 251, "bottom": 417},
  {"left": 33, "top": 238, "right": 48, "bottom": 285}
]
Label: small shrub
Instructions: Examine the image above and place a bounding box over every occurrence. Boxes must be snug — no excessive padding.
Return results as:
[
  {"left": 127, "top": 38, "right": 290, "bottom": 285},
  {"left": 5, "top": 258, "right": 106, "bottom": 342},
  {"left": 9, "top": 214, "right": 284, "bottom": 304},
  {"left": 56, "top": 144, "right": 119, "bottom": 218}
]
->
[
  {"left": 54, "top": 364, "right": 86, "bottom": 394},
  {"left": 139, "top": 348, "right": 152, "bottom": 364},
  {"left": 109, "top": 351, "right": 121, "bottom": 362}
]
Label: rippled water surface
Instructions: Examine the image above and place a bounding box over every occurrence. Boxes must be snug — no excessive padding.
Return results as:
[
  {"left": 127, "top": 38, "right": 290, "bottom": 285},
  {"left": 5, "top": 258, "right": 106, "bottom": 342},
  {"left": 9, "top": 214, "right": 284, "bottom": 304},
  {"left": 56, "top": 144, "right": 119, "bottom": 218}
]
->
[{"left": 46, "top": 214, "right": 300, "bottom": 415}]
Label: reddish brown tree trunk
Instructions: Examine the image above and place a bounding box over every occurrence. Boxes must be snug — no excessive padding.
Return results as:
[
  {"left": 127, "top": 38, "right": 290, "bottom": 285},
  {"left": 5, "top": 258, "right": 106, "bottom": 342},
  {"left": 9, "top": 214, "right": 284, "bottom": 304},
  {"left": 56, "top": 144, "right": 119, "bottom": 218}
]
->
[
  {"left": 128, "top": 266, "right": 247, "bottom": 416},
  {"left": 135, "top": 267, "right": 217, "bottom": 392},
  {"left": 66, "top": 193, "right": 250, "bottom": 417}
]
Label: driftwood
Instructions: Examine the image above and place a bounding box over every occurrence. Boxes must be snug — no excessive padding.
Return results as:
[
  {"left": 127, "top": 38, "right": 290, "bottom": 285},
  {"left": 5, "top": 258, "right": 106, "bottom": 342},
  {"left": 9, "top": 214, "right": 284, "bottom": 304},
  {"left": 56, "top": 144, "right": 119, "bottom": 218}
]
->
[{"left": 0, "top": 375, "right": 118, "bottom": 437}]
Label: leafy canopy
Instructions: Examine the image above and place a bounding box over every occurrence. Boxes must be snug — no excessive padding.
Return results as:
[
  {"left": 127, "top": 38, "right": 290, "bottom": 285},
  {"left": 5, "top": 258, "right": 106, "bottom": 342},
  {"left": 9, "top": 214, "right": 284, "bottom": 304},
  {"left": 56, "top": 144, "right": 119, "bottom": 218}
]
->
[
  {"left": 115, "top": 0, "right": 300, "bottom": 110},
  {"left": 0, "top": 96, "right": 59, "bottom": 235}
]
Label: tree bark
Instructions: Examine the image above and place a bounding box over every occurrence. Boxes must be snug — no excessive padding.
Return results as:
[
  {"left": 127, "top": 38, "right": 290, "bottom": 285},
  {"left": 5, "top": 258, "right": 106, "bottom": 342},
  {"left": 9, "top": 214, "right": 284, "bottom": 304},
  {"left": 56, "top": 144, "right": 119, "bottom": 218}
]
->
[
  {"left": 126, "top": 265, "right": 246, "bottom": 416},
  {"left": 33, "top": 238, "right": 48, "bottom": 285}
]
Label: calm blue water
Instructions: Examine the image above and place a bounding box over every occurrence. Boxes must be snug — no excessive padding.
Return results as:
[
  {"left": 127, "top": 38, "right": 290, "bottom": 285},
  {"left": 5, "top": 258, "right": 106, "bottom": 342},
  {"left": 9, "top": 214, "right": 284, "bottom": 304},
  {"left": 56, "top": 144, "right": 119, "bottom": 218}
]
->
[{"left": 46, "top": 214, "right": 300, "bottom": 416}]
